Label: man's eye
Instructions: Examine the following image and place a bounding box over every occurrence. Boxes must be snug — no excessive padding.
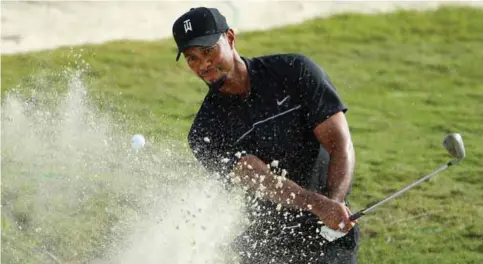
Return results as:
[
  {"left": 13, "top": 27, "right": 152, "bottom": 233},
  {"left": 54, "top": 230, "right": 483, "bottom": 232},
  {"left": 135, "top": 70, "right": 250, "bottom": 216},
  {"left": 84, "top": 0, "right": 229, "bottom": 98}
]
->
[{"left": 204, "top": 47, "right": 215, "bottom": 54}]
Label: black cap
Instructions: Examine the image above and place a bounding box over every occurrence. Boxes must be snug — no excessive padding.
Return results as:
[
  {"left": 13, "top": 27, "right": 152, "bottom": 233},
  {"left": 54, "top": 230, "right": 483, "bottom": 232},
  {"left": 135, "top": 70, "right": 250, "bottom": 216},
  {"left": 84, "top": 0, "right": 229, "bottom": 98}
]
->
[{"left": 172, "top": 7, "right": 229, "bottom": 61}]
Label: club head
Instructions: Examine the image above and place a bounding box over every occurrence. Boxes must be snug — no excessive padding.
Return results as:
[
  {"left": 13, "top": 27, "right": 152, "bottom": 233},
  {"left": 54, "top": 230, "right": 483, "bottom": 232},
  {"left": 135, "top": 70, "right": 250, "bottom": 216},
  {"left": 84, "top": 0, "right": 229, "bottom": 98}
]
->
[{"left": 443, "top": 133, "right": 466, "bottom": 160}]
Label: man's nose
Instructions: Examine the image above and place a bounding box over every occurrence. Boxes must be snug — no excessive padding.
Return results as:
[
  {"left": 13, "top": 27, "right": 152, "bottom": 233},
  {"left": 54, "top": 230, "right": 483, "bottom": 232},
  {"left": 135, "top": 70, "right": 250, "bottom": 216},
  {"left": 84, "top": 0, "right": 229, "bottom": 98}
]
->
[{"left": 200, "top": 57, "right": 213, "bottom": 71}]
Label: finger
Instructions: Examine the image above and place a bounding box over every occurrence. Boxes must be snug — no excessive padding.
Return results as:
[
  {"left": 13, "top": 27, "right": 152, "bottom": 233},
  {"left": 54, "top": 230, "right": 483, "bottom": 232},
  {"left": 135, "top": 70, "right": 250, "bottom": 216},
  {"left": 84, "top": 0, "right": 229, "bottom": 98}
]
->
[
  {"left": 338, "top": 221, "right": 345, "bottom": 230},
  {"left": 335, "top": 216, "right": 353, "bottom": 233},
  {"left": 342, "top": 219, "right": 355, "bottom": 233},
  {"left": 345, "top": 206, "right": 353, "bottom": 215},
  {"left": 345, "top": 207, "right": 357, "bottom": 223},
  {"left": 329, "top": 219, "right": 342, "bottom": 231},
  {"left": 340, "top": 211, "right": 355, "bottom": 233}
]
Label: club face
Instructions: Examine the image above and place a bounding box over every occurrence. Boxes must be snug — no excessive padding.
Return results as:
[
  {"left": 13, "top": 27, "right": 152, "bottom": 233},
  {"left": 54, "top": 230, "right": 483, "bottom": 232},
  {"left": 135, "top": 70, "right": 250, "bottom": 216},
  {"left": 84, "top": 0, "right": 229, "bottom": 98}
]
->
[{"left": 443, "top": 133, "right": 466, "bottom": 160}]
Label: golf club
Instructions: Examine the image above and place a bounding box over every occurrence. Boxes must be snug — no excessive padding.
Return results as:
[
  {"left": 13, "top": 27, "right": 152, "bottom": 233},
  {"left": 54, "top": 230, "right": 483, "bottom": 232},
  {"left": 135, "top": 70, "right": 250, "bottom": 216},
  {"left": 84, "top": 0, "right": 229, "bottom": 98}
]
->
[
  {"left": 319, "top": 133, "right": 466, "bottom": 242},
  {"left": 349, "top": 132, "right": 465, "bottom": 221}
]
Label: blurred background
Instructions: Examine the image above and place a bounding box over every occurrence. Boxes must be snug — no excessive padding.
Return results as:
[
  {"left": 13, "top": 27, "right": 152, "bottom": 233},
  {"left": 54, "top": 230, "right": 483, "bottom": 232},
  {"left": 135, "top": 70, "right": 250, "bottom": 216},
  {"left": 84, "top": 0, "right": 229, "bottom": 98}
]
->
[{"left": 4, "top": 0, "right": 482, "bottom": 54}]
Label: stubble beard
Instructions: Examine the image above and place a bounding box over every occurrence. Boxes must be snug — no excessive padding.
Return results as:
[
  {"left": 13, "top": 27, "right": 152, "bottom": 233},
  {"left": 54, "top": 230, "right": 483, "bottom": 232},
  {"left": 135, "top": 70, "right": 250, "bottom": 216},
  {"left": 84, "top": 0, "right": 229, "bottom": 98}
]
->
[{"left": 206, "top": 73, "right": 228, "bottom": 92}]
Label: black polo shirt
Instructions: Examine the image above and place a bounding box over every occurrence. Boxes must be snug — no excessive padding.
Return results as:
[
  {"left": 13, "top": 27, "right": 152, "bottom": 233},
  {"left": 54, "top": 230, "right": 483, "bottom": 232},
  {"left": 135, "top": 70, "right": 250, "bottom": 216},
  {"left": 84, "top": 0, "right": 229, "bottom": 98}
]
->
[
  {"left": 188, "top": 53, "right": 347, "bottom": 191},
  {"left": 188, "top": 53, "right": 353, "bottom": 255}
]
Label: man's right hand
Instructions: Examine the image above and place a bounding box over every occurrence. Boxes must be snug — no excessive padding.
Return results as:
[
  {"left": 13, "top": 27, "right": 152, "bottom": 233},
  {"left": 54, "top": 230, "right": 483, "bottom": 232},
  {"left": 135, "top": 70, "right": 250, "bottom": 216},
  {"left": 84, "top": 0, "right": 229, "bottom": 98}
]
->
[{"left": 309, "top": 192, "right": 356, "bottom": 233}]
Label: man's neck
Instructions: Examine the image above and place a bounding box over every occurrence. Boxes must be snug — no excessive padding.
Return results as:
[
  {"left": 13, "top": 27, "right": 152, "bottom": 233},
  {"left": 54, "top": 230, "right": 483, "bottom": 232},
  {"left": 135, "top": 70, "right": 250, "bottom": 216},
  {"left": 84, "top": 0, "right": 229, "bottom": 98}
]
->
[{"left": 220, "top": 54, "right": 250, "bottom": 96}]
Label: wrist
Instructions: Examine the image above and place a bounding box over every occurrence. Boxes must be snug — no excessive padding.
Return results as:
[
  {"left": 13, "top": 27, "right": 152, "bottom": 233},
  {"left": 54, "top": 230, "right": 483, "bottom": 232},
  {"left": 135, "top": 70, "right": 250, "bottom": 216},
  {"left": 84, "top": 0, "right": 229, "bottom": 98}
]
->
[{"left": 328, "top": 191, "right": 346, "bottom": 203}]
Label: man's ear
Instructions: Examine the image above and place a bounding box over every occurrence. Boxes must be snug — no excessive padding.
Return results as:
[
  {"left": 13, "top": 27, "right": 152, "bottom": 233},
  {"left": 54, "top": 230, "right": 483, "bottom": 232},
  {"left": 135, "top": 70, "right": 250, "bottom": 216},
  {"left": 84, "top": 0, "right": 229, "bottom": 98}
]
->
[{"left": 225, "top": 29, "right": 236, "bottom": 49}]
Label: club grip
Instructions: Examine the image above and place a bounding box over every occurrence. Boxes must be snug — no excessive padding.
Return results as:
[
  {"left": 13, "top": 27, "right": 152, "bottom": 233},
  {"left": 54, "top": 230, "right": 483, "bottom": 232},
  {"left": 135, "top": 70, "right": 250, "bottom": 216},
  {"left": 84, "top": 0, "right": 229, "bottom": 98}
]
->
[{"left": 349, "top": 211, "right": 365, "bottom": 221}]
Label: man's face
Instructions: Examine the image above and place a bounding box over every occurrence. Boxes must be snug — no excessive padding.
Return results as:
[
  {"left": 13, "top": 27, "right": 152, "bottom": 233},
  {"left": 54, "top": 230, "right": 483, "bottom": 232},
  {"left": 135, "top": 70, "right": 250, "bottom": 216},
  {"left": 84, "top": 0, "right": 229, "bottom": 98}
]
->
[{"left": 182, "top": 34, "right": 234, "bottom": 85}]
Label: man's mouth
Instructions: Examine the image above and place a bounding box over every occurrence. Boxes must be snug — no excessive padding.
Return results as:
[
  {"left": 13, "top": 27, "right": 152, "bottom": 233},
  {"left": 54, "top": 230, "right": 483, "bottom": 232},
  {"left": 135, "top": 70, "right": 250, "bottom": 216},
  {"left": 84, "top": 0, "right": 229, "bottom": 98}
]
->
[{"left": 200, "top": 68, "right": 218, "bottom": 79}]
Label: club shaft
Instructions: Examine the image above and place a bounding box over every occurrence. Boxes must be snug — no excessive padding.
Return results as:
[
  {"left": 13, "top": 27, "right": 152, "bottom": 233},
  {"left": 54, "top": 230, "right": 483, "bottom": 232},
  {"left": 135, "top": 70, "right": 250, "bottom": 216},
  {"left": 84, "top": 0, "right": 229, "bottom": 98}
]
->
[{"left": 350, "top": 160, "right": 455, "bottom": 221}]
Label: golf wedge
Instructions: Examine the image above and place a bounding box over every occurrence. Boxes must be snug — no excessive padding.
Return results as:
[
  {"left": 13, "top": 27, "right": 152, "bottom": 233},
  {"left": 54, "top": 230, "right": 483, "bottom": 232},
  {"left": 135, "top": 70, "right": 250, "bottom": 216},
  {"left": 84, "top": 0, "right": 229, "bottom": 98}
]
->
[{"left": 319, "top": 133, "right": 466, "bottom": 242}]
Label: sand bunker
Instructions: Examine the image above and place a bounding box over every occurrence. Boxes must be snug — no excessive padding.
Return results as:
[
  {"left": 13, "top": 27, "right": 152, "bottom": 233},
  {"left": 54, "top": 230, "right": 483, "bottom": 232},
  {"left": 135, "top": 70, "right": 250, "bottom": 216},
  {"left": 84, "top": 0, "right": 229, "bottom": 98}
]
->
[{"left": 2, "top": 0, "right": 482, "bottom": 54}]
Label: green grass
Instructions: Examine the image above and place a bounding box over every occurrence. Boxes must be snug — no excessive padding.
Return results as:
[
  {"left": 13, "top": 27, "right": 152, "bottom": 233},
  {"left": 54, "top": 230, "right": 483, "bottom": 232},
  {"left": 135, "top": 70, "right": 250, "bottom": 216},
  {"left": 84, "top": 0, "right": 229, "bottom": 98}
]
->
[{"left": 2, "top": 6, "right": 483, "bottom": 264}]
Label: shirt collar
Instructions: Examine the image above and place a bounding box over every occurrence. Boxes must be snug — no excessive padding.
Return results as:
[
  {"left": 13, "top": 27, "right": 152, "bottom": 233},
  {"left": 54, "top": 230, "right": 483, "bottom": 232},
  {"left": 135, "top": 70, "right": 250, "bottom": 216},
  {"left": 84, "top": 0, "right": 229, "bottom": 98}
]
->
[{"left": 209, "top": 55, "right": 256, "bottom": 102}]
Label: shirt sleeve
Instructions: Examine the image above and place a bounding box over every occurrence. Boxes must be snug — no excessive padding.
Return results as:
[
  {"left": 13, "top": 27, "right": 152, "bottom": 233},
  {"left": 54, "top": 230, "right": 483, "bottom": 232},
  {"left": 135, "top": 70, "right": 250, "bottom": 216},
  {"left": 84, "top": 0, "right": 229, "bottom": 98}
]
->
[
  {"left": 289, "top": 54, "right": 348, "bottom": 130},
  {"left": 187, "top": 107, "right": 244, "bottom": 181}
]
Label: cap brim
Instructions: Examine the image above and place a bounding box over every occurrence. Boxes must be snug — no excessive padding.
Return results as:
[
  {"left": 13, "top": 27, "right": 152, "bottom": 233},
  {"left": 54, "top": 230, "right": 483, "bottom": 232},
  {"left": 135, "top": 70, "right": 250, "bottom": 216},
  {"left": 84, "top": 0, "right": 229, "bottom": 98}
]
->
[{"left": 176, "top": 33, "right": 221, "bottom": 61}]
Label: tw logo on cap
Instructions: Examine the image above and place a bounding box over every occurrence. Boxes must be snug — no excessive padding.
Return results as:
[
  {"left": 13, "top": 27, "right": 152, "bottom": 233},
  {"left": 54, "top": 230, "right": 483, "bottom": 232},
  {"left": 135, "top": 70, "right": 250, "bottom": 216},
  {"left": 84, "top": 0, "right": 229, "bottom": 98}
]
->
[{"left": 183, "top": 19, "right": 192, "bottom": 33}]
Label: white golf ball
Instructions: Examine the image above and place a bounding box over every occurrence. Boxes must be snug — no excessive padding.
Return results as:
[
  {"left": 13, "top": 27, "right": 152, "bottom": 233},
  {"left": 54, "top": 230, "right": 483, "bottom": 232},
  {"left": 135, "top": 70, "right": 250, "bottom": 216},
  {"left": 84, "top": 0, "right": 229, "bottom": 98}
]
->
[{"left": 131, "top": 134, "right": 146, "bottom": 150}]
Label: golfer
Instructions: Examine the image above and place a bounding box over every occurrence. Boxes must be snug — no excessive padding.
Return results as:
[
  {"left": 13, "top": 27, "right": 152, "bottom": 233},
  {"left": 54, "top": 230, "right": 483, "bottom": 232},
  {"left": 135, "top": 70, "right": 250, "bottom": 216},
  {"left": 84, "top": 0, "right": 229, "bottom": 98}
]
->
[{"left": 172, "top": 7, "right": 360, "bottom": 264}]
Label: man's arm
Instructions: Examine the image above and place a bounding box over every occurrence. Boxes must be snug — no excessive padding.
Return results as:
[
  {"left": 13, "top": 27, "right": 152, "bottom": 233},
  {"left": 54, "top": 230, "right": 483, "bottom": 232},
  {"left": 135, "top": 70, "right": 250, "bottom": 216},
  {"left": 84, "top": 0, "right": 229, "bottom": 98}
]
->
[
  {"left": 313, "top": 111, "right": 355, "bottom": 203},
  {"left": 189, "top": 112, "right": 355, "bottom": 231},
  {"left": 233, "top": 154, "right": 319, "bottom": 210},
  {"left": 287, "top": 54, "right": 355, "bottom": 204},
  {"left": 233, "top": 154, "right": 355, "bottom": 232}
]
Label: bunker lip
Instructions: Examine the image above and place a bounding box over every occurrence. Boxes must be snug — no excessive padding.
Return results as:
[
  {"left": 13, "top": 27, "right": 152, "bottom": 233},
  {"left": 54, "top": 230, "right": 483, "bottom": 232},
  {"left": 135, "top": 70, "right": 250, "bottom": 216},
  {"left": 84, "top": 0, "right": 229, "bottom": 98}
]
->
[{"left": 2, "top": 1, "right": 483, "bottom": 54}]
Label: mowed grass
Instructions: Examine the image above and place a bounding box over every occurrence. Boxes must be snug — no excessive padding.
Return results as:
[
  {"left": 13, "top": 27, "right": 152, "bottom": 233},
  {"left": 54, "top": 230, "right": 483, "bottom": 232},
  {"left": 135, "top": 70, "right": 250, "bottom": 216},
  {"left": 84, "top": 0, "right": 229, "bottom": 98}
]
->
[{"left": 2, "top": 6, "right": 483, "bottom": 264}]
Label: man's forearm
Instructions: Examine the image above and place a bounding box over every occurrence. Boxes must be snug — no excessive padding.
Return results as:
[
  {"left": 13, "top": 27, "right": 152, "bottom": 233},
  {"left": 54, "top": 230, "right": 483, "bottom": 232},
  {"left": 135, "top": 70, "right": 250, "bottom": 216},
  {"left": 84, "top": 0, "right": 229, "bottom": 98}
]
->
[
  {"left": 232, "top": 154, "right": 325, "bottom": 211},
  {"left": 327, "top": 142, "right": 355, "bottom": 203}
]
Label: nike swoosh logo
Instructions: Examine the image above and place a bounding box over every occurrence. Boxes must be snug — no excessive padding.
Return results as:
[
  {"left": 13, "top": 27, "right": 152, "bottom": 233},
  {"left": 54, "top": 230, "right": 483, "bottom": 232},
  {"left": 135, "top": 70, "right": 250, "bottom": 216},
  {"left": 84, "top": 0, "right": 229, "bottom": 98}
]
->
[
  {"left": 234, "top": 105, "right": 301, "bottom": 144},
  {"left": 276, "top": 96, "right": 290, "bottom": 106}
]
